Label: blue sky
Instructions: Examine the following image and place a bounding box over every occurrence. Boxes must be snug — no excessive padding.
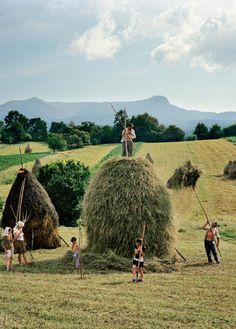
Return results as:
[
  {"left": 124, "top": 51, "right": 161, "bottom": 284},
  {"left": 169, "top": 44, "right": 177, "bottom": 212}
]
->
[{"left": 0, "top": 0, "right": 236, "bottom": 112}]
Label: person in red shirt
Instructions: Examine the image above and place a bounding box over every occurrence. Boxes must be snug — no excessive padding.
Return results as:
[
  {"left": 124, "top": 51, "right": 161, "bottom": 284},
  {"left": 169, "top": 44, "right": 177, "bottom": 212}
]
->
[{"left": 202, "top": 221, "right": 220, "bottom": 264}]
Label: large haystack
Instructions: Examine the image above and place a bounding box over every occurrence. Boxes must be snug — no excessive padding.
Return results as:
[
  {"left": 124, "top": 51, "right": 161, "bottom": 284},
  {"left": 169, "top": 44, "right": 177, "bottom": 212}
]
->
[
  {"left": 83, "top": 157, "right": 175, "bottom": 258},
  {"left": 228, "top": 161, "right": 236, "bottom": 179},
  {"left": 2, "top": 169, "right": 60, "bottom": 249},
  {"left": 224, "top": 160, "right": 233, "bottom": 176}
]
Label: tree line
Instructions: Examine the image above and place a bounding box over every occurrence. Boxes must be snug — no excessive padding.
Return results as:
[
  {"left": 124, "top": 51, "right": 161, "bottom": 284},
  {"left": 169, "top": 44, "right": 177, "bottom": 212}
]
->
[{"left": 0, "top": 110, "right": 236, "bottom": 150}]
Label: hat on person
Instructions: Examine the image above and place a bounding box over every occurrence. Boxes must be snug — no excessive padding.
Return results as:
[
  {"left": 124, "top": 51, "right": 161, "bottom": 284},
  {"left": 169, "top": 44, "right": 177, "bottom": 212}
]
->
[
  {"left": 16, "top": 221, "right": 25, "bottom": 228},
  {"left": 3, "top": 227, "right": 11, "bottom": 237}
]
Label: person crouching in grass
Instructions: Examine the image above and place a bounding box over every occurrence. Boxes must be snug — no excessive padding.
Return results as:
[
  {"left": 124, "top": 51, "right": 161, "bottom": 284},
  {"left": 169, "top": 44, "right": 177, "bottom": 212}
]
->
[
  {"left": 132, "top": 238, "right": 145, "bottom": 282},
  {"left": 71, "top": 237, "right": 80, "bottom": 272},
  {"left": 2, "top": 227, "right": 14, "bottom": 271}
]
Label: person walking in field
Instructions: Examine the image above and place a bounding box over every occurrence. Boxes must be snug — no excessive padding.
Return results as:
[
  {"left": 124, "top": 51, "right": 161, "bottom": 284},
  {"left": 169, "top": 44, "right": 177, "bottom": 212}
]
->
[
  {"left": 2, "top": 227, "right": 14, "bottom": 271},
  {"left": 13, "top": 221, "right": 28, "bottom": 265},
  {"left": 121, "top": 123, "right": 136, "bottom": 157},
  {"left": 202, "top": 220, "right": 220, "bottom": 264},
  {"left": 132, "top": 238, "right": 145, "bottom": 282},
  {"left": 71, "top": 237, "right": 80, "bottom": 271}
]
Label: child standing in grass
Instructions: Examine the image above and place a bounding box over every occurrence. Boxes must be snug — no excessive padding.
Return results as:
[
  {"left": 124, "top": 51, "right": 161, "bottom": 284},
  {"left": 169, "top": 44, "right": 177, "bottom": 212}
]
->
[
  {"left": 71, "top": 237, "right": 80, "bottom": 271},
  {"left": 2, "top": 227, "right": 14, "bottom": 271},
  {"left": 132, "top": 238, "right": 145, "bottom": 282}
]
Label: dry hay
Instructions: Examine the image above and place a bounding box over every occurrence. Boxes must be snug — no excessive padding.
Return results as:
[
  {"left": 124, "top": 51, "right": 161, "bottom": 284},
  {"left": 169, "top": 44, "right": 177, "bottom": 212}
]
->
[
  {"left": 146, "top": 152, "right": 154, "bottom": 165},
  {"left": 62, "top": 250, "right": 178, "bottom": 273},
  {"left": 32, "top": 158, "right": 42, "bottom": 177},
  {"left": 2, "top": 168, "right": 60, "bottom": 249},
  {"left": 83, "top": 157, "right": 175, "bottom": 259},
  {"left": 224, "top": 160, "right": 233, "bottom": 176},
  {"left": 167, "top": 161, "right": 202, "bottom": 190},
  {"left": 228, "top": 161, "right": 236, "bottom": 179},
  {"left": 24, "top": 144, "right": 32, "bottom": 153}
]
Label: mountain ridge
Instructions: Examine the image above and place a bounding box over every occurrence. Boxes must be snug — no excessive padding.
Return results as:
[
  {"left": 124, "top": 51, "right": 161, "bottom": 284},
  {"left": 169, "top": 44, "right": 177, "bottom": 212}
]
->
[{"left": 0, "top": 96, "right": 236, "bottom": 133}]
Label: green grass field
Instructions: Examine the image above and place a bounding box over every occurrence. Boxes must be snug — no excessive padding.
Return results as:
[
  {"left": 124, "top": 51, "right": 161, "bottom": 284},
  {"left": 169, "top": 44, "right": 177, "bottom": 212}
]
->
[{"left": 0, "top": 140, "right": 236, "bottom": 329}]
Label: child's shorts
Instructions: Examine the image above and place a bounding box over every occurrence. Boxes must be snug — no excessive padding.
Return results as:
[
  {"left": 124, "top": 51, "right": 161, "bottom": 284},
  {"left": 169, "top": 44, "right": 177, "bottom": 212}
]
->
[
  {"left": 73, "top": 253, "right": 80, "bottom": 269},
  {"left": 133, "top": 260, "right": 144, "bottom": 267},
  {"left": 5, "top": 248, "right": 14, "bottom": 259}
]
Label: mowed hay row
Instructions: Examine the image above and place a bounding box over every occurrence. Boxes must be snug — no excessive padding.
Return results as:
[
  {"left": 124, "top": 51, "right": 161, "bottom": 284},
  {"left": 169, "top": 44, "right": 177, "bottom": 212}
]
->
[
  {"left": 0, "top": 144, "right": 118, "bottom": 199},
  {"left": 83, "top": 157, "right": 175, "bottom": 258},
  {"left": 137, "top": 140, "right": 236, "bottom": 223}
]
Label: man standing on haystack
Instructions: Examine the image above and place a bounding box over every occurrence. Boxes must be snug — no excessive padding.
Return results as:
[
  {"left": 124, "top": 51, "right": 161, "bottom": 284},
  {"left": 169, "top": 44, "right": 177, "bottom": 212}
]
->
[{"left": 121, "top": 123, "right": 136, "bottom": 157}]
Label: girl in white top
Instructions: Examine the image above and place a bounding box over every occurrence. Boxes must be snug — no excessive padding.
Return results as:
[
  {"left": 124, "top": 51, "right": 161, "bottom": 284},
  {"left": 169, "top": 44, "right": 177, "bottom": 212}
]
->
[
  {"left": 2, "top": 227, "right": 14, "bottom": 271},
  {"left": 13, "top": 221, "right": 28, "bottom": 265}
]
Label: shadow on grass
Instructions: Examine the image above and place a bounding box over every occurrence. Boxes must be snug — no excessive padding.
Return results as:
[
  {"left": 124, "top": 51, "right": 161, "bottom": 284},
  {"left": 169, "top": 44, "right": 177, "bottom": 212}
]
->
[{"left": 0, "top": 258, "right": 74, "bottom": 275}]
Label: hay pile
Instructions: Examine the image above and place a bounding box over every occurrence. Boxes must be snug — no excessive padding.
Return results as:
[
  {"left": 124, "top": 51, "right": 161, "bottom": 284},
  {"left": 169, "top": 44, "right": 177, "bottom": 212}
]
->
[
  {"left": 167, "top": 161, "right": 202, "bottom": 190},
  {"left": 25, "top": 144, "right": 32, "bottom": 153},
  {"left": 2, "top": 169, "right": 60, "bottom": 249},
  {"left": 146, "top": 153, "right": 154, "bottom": 165},
  {"left": 228, "top": 161, "right": 236, "bottom": 179},
  {"left": 62, "top": 250, "right": 178, "bottom": 273},
  {"left": 83, "top": 157, "right": 175, "bottom": 258},
  {"left": 32, "top": 158, "right": 42, "bottom": 177},
  {"left": 224, "top": 160, "right": 236, "bottom": 178},
  {"left": 224, "top": 161, "right": 232, "bottom": 176}
]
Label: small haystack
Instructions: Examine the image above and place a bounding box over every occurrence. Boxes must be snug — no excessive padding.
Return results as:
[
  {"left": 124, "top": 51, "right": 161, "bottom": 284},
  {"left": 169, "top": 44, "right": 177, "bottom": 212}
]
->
[
  {"left": 146, "top": 152, "right": 154, "bottom": 165},
  {"left": 25, "top": 144, "right": 32, "bottom": 153},
  {"left": 167, "top": 161, "right": 202, "bottom": 190},
  {"left": 83, "top": 157, "right": 175, "bottom": 258},
  {"left": 2, "top": 169, "right": 60, "bottom": 249},
  {"left": 32, "top": 158, "right": 42, "bottom": 177},
  {"left": 228, "top": 161, "right": 236, "bottom": 179},
  {"left": 224, "top": 160, "right": 233, "bottom": 176}
]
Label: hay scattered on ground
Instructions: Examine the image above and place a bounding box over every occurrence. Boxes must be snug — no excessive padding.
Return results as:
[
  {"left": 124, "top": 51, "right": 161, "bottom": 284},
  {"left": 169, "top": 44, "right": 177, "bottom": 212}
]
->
[
  {"left": 167, "top": 161, "right": 202, "bottom": 190},
  {"left": 83, "top": 157, "right": 175, "bottom": 258},
  {"left": 2, "top": 168, "right": 60, "bottom": 249},
  {"left": 62, "top": 250, "right": 178, "bottom": 273}
]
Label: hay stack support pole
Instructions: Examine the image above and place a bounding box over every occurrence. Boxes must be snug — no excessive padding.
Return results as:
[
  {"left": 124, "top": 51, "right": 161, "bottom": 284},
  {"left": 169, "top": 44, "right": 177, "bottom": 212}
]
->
[
  {"left": 185, "top": 144, "right": 222, "bottom": 258},
  {"left": 174, "top": 248, "right": 187, "bottom": 262},
  {"left": 137, "top": 222, "right": 146, "bottom": 278}
]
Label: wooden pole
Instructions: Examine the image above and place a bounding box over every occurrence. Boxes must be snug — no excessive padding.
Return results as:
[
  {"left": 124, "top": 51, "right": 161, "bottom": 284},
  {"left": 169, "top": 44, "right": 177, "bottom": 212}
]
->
[{"left": 175, "top": 248, "right": 187, "bottom": 262}]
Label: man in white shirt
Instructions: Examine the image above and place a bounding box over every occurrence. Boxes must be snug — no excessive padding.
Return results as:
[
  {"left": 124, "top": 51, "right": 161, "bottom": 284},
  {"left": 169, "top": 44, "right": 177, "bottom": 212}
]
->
[{"left": 121, "top": 123, "right": 136, "bottom": 157}]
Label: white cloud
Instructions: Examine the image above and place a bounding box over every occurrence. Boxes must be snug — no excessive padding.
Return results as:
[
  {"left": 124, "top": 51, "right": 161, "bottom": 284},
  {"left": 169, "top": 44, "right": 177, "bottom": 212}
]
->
[
  {"left": 150, "top": 1, "right": 236, "bottom": 71},
  {"left": 69, "top": 13, "right": 121, "bottom": 59}
]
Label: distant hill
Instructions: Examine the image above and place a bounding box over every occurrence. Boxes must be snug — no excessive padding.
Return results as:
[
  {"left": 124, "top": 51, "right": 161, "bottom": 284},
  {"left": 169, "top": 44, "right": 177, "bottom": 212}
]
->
[{"left": 0, "top": 96, "right": 236, "bottom": 133}]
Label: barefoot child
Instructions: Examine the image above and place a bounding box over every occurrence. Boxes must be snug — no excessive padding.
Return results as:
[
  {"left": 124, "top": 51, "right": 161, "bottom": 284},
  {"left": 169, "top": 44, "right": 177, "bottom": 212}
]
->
[
  {"left": 2, "top": 227, "right": 14, "bottom": 271},
  {"left": 71, "top": 237, "right": 80, "bottom": 271},
  {"left": 132, "top": 238, "right": 145, "bottom": 282}
]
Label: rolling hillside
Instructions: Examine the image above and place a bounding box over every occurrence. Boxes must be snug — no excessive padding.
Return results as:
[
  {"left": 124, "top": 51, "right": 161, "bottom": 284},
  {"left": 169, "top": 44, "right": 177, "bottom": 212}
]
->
[{"left": 0, "top": 140, "right": 236, "bottom": 329}]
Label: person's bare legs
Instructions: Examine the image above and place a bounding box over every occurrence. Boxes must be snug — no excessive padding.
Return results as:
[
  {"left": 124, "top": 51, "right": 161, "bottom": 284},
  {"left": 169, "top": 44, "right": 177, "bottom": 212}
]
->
[
  {"left": 139, "top": 267, "right": 144, "bottom": 282},
  {"left": 22, "top": 253, "right": 28, "bottom": 264},
  {"left": 18, "top": 254, "right": 22, "bottom": 264},
  {"left": 132, "top": 265, "right": 137, "bottom": 281},
  {"left": 6, "top": 255, "right": 10, "bottom": 271},
  {"left": 9, "top": 257, "right": 13, "bottom": 270}
]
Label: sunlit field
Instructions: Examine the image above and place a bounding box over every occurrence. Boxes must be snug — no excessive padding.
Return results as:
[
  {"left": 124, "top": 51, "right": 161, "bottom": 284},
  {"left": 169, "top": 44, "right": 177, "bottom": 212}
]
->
[{"left": 0, "top": 140, "right": 236, "bottom": 329}]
